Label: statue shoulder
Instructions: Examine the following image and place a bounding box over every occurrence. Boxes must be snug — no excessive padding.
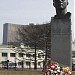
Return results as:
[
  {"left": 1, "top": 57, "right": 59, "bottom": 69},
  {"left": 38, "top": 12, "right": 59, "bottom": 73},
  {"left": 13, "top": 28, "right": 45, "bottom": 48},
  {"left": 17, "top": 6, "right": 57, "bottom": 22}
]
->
[
  {"left": 66, "top": 12, "right": 71, "bottom": 19},
  {"left": 54, "top": 12, "right": 71, "bottom": 19}
]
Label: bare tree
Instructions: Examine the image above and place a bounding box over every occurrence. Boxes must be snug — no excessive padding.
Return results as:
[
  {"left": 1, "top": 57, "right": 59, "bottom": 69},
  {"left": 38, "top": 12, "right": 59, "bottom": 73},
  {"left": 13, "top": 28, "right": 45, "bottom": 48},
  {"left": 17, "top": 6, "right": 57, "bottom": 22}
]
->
[{"left": 18, "top": 23, "right": 51, "bottom": 69}]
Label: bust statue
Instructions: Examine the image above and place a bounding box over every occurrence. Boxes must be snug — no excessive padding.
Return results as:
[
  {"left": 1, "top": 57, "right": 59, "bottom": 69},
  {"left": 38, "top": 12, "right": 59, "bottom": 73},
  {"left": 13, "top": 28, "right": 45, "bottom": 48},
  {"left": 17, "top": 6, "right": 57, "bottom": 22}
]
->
[{"left": 53, "top": 0, "right": 71, "bottom": 19}]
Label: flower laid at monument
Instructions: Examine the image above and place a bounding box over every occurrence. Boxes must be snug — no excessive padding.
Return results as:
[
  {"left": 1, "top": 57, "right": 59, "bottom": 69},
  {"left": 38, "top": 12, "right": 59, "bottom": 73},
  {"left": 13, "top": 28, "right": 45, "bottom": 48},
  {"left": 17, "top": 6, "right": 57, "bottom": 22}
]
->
[{"left": 43, "top": 61, "right": 71, "bottom": 75}]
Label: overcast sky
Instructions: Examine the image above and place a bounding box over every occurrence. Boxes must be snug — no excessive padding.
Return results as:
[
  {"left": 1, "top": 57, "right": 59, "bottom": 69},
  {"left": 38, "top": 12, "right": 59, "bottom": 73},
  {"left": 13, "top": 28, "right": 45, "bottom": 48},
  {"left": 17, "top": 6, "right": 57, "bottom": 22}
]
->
[{"left": 0, "top": 0, "right": 74, "bottom": 44}]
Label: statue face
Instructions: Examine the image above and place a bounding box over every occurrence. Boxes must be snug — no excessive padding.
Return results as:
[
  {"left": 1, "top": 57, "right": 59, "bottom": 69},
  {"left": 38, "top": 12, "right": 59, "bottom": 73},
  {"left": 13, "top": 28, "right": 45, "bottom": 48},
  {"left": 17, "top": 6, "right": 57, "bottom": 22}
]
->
[{"left": 53, "top": 0, "right": 68, "bottom": 9}]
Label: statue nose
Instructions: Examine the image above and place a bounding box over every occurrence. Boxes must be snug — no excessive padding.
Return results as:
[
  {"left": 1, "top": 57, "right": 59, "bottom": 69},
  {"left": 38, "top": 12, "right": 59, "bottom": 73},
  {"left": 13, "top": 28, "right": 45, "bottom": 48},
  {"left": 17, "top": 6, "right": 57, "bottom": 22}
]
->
[{"left": 58, "top": 0, "right": 63, "bottom": 2}]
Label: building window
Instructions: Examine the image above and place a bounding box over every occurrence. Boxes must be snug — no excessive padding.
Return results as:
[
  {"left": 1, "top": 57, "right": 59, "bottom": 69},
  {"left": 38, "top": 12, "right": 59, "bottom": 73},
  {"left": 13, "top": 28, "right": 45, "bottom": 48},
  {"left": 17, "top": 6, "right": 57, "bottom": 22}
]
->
[
  {"left": 32, "top": 62, "right": 34, "bottom": 65},
  {"left": 72, "top": 56, "right": 75, "bottom": 58},
  {"left": 38, "top": 62, "right": 41, "bottom": 66},
  {"left": 1, "top": 61, "right": 7, "bottom": 67},
  {"left": 10, "top": 53, "right": 16, "bottom": 57},
  {"left": 26, "top": 62, "right": 30, "bottom": 66},
  {"left": 42, "top": 55, "right": 44, "bottom": 58},
  {"left": 18, "top": 62, "right": 23, "bottom": 66},
  {"left": 18, "top": 53, "right": 23, "bottom": 57},
  {"left": 2, "top": 53, "right": 7, "bottom": 57},
  {"left": 26, "top": 54, "right": 30, "bottom": 58},
  {"left": 1, "top": 61, "right": 7, "bottom": 63},
  {"left": 38, "top": 54, "right": 41, "bottom": 58},
  {"left": 33, "top": 54, "right": 35, "bottom": 58}
]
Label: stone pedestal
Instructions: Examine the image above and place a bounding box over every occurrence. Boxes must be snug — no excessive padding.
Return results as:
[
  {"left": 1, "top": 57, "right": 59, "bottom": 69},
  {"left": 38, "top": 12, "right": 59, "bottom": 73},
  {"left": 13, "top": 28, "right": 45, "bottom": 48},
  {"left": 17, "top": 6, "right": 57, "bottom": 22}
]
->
[{"left": 51, "top": 18, "right": 72, "bottom": 68}]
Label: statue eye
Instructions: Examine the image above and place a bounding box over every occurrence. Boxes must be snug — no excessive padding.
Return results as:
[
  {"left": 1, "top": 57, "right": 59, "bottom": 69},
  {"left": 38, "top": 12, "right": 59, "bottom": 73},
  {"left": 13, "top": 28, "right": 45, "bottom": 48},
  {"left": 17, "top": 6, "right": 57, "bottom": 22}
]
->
[{"left": 61, "top": 0, "right": 65, "bottom": 1}]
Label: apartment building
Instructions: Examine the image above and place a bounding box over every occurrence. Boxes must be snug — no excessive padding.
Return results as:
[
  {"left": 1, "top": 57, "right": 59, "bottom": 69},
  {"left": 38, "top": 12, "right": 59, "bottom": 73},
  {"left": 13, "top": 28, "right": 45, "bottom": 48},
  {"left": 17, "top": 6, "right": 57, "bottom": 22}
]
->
[{"left": 0, "top": 45, "right": 47, "bottom": 69}]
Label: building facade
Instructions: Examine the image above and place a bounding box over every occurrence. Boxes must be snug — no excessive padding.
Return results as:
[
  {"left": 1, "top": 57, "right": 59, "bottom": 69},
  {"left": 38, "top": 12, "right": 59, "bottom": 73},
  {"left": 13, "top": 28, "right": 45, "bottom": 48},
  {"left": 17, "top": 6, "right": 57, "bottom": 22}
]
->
[
  {"left": 72, "top": 41, "right": 75, "bottom": 64},
  {"left": 3, "top": 23, "right": 27, "bottom": 45},
  {"left": 3, "top": 23, "right": 50, "bottom": 46},
  {"left": 0, "top": 45, "right": 47, "bottom": 69}
]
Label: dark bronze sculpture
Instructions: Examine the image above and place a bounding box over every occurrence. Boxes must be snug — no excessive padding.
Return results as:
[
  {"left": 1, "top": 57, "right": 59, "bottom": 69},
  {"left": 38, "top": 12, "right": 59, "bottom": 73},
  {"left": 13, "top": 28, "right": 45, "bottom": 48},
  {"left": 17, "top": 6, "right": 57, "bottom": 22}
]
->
[{"left": 53, "top": 0, "right": 71, "bottom": 19}]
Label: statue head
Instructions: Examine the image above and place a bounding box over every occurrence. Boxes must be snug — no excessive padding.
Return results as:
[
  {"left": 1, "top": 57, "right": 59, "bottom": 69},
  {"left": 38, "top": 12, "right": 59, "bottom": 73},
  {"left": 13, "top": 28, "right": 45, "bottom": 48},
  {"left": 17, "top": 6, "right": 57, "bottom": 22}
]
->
[
  {"left": 53, "top": 0, "right": 71, "bottom": 19},
  {"left": 53, "top": 0, "right": 68, "bottom": 10}
]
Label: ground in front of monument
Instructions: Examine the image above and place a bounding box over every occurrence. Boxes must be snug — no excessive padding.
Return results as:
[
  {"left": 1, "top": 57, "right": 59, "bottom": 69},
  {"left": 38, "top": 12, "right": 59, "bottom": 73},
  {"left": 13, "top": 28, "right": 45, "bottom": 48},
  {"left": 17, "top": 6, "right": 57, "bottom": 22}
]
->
[
  {"left": 0, "top": 69, "right": 43, "bottom": 75},
  {"left": 72, "top": 71, "right": 75, "bottom": 75},
  {"left": 0, "top": 70, "right": 75, "bottom": 75}
]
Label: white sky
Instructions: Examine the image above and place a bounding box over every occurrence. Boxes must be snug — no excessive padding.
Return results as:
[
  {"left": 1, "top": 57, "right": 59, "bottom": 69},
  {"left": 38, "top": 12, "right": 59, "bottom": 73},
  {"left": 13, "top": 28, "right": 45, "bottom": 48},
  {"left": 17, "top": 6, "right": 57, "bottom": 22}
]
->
[{"left": 0, "top": 0, "right": 74, "bottom": 44}]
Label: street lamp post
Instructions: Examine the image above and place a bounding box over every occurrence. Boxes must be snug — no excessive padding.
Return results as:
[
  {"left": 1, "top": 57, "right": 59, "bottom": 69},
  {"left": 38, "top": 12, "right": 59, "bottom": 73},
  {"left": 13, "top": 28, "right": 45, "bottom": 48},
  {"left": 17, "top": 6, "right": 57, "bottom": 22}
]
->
[{"left": 7, "top": 60, "right": 9, "bottom": 70}]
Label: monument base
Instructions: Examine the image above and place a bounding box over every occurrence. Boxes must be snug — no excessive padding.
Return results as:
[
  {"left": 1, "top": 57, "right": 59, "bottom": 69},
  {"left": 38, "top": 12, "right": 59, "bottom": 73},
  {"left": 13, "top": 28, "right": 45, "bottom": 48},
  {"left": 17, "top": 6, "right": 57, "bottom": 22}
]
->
[{"left": 51, "top": 18, "right": 72, "bottom": 69}]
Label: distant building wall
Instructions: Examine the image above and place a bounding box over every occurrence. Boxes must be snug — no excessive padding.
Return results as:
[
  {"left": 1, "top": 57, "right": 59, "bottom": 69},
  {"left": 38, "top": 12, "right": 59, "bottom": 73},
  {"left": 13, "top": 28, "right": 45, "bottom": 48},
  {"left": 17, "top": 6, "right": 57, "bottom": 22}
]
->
[
  {"left": 3, "top": 23, "right": 50, "bottom": 45},
  {"left": 3, "top": 23, "right": 8, "bottom": 44},
  {"left": 3, "top": 23, "right": 26, "bottom": 45}
]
